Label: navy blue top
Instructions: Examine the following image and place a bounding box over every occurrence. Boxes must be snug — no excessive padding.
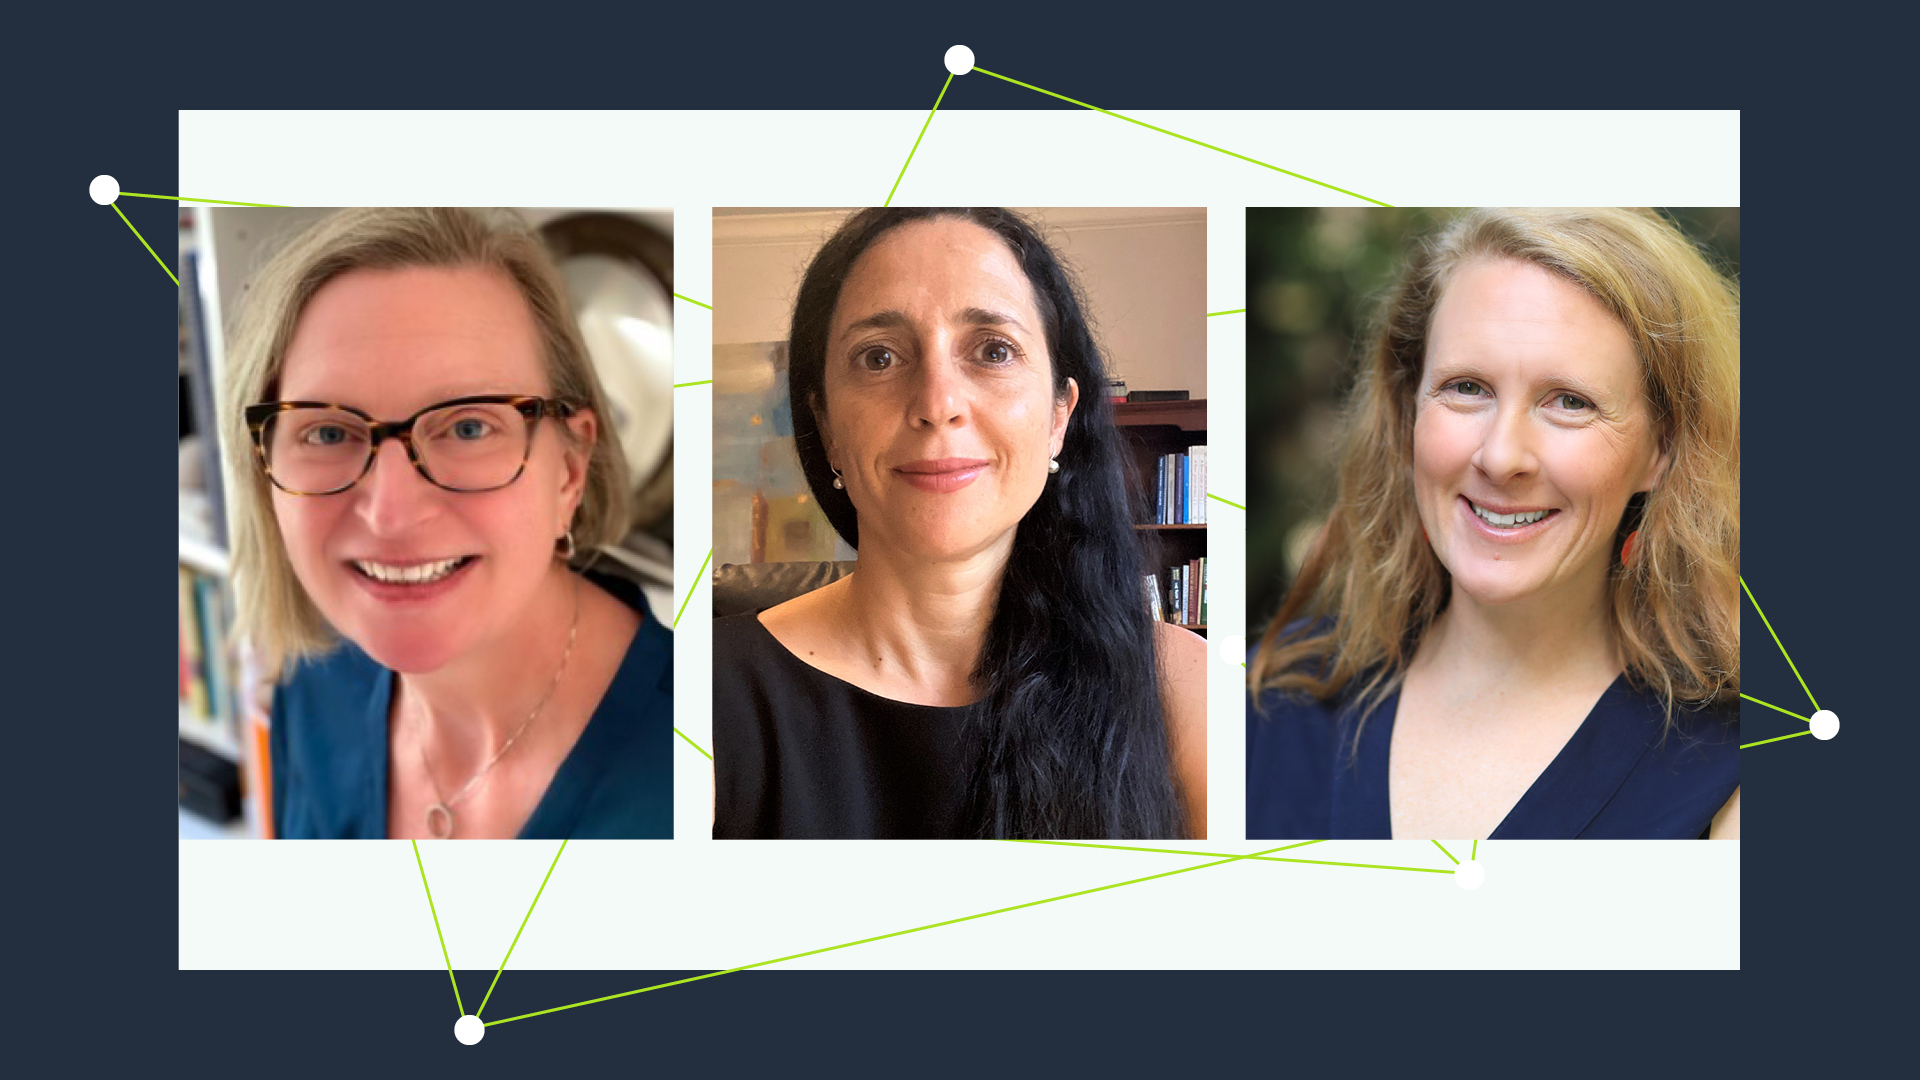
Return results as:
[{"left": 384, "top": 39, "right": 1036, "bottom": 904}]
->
[
  {"left": 270, "top": 570, "right": 674, "bottom": 839},
  {"left": 1247, "top": 671, "right": 1739, "bottom": 840}
]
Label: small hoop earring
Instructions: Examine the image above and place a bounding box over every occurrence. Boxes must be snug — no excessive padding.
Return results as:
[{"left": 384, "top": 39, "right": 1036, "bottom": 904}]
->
[
  {"left": 830, "top": 467, "right": 845, "bottom": 490},
  {"left": 1047, "top": 458, "right": 1060, "bottom": 474},
  {"left": 557, "top": 529, "right": 576, "bottom": 561}
]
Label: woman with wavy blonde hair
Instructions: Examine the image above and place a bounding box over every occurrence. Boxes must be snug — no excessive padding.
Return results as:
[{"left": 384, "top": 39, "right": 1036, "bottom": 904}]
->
[{"left": 1247, "top": 207, "right": 1740, "bottom": 840}]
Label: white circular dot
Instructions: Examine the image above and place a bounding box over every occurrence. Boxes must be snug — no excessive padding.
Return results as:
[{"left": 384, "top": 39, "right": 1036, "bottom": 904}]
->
[
  {"left": 89, "top": 175, "right": 120, "bottom": 205},
  {"left": 453, "top": 1015, "right": 485, "bottom": 1045},
  {"left": 944, "top": 45, "right": 975, "bottom": 75},
  {"left": 1453, "top": 861, "right": 1485, "bottom": 890},
  {"left": 1810, "top": 709, "right": 1840, "bottom": 741},
  {"left": 1219, "top": 634, "right": 1248, "bottom": 668}
]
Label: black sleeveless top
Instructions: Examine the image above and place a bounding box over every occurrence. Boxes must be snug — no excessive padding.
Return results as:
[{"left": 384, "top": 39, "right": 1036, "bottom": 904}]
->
[{"left": 712, "top": 612, "right": 975, "bottom": 838}]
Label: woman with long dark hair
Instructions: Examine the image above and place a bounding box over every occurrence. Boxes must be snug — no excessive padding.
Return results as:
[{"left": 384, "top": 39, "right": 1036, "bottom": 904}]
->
[{"left": 713, "top": 207, "right": 1206, "bottom": 839}]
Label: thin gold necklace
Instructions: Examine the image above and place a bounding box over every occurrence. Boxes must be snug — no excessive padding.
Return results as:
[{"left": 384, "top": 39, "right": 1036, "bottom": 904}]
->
[{"left": 414, "top": 575, "right": 580, "bottom": 839}]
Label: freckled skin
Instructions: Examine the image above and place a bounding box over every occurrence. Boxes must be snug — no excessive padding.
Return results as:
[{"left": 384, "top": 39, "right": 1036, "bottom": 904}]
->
[{"left": 1413, "top": 258, "right": 1669, "bottom": 609}]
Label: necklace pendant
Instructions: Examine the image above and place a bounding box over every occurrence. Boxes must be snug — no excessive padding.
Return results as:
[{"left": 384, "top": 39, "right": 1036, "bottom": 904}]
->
[{"left": 426, "top": 804, "right": 454, "bottom": 839}]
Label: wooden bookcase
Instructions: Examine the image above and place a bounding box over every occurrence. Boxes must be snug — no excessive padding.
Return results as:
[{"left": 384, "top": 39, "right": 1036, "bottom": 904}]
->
[{"left": 1113, "top": 399, "right": 1208, "bottom": 634}]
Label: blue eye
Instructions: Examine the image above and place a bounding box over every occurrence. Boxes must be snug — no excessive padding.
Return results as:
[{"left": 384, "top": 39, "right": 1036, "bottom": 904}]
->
[
  {"left": 302, "top": 424, "right": 353, "bottom": 446},
  {"left": 451, "top": 418, "right": 494, "bottom": 440}
]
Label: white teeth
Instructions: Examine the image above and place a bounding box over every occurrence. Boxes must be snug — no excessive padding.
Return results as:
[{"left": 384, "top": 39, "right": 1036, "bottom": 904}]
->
[
  {"left": 1472, "top": 503, "right": 1550, "bottom": 528},
  {"left": 354, "top": 557, "right": 466, "bottom": 585}
]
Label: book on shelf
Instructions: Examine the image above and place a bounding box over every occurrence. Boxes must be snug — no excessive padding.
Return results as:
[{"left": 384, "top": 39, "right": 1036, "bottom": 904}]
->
[
  {"left": 1143, "top": 574, "right": 1163, "bottom": 622},
  {"left": 1190, "top": 445, "right": 1207, "bottom": 524},
  {"left": 179, "top": 249, "right": 228, "bottom": 549}
]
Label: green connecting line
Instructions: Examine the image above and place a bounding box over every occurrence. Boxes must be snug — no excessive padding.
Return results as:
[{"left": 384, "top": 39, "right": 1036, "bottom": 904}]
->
[
  {"left": 971, "top": 67, "right": 1390, "bottom": 207},
  {"left": 119, "top": 192, "right": 285, "bottom": 207},
  {"left": 1206, "top": 492, "right": 1246, "bottom": 511},
  {"left": 486, "top": 843, "right": 1300, "bottom": 1027},
  {"left": 1471, "top": 840, "right": 1477, "bottom": 861},
  {"left": 672, "top": 548, "right": 714, "bottom": 629},
  {"left": 1009, "top": 838, "right": 1327, "bottom": 859},
  {"left": 886, "top": 72, "right": 955, "bottom": 207},
  {"left": 1010, "top": 839, "right": 1448, "bottom": 874},
  {"left": 477, "top": 839, "right": 569, "bottom": 1018},
  {"left": 674, "top": 727, "right": 713, "bottom": 761},
  {"left": 1740, "top": 576, "right": 1819, "bottom": 712},
  {"left": 411, "top": 840, "right": 465, "bottom": 1016},
  {"left": 1742, "top": 730, "right": 1814, "bottom": 750},
  {"left": 673, "top": 379, "right": 714, "bottom": 388},
  {"left": 672, "top": 292, "right": 713, "bottom": 311},
  {"left": 113, "top": 204, "right": 177, "bottom": 286},
  {"left": 1431, "top": 840, "right": 1459, "bottom": 866},
  {"left": 1205, "top": 308, "right": 1246, "bottom": 317},
  {"left": 1739, "top": 693, "right": 1810, "bottom": 724}
]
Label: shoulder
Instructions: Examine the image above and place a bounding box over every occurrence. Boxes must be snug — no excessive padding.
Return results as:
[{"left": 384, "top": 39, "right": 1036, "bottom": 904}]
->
[
  {"left": 1153, "top": 621, "right": 1208, "bottom": 680},
  {"left": 272, "top": 641, "right": 388, "bottom": 838},
  {"left": 1154, "top": 622, "right": 1207, "bottom": 730},
  {"left": 277, "top": 640, "right": 385, "bottom": 716}
]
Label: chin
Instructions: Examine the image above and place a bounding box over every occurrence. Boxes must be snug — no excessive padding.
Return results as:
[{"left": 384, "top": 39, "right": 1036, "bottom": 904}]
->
[
  {"left": 339, "top": 620, "right": 472, "bottom": 674},
  {"left": 1446, "top": 562, "right": 1551, "bottom": 608}
]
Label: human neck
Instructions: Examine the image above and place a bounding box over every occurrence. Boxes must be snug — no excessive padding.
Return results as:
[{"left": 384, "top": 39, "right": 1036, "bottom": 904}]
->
[
  {"left": 1420, "top": 569, "right": 1619, "bottom": 691},
  {"left": 834, "top": 533, "right": 1013, "bottom": 705},
  {"left": 394, "top": 564, "right": 579, "bottom": 771}
]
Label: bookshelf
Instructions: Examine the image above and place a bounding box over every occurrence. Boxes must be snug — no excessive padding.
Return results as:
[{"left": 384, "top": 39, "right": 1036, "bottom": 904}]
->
[
  {"left": 1114, "top": 399, "right": 1208, "bottom": 634},
  {"left": 177, "top": 206, "right": 290, "bottom": 840}
]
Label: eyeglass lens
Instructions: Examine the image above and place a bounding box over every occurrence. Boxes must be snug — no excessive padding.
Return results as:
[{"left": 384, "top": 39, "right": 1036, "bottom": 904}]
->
[{"left": 262, "top": 402, "right": 533, "bottom": 493}]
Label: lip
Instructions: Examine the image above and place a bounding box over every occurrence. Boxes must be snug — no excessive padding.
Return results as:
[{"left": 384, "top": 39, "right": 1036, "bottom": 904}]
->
[
  {"left": 344, "top": 554, "right": 480, "bottom": 603},
  {"left": 1458, "top": 496, "right": 1560, "bottom": 543},
  {"left": 892, "top": 458, "right": 989, "bottom": 494}
]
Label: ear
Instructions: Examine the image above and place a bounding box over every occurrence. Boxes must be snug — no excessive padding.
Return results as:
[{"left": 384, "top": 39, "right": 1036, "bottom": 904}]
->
[
  {"left": 1638, "top": 425, "right": 1673, "bottom": 493},
  {"left": 557, "top": 406, "right": 598, "bottom": 531},
  {"left": 1049, "top": 377, "right": 1080, "bottom": 458}
]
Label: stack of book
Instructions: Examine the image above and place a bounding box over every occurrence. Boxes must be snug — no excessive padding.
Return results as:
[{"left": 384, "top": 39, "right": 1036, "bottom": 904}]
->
[
  {"left": 179, "top": 564, "right": 240, "bottom": 748},
  {"left": 1152, "top": 446, "right": 1208, "bottom": 524},
  {"left": 1143, "top": 556, "right": 1208, "bottom": 628}
]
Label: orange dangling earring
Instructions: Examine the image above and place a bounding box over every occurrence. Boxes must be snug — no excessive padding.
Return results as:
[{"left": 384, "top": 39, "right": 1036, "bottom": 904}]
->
[{"left": 1619, "top": 530, "right": 1640, "bottom": 566}]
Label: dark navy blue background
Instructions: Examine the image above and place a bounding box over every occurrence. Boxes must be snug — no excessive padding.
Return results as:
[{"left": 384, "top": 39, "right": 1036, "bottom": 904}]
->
[{"left": 19, "top": 7, "right": 1905, "bottom": 1075}]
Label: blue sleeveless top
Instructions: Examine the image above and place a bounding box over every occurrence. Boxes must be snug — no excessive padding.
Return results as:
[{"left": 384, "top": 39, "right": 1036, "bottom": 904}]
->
[
  {"left": 269, "top": 570, "right": 674, "bottom": 839},
  {"left": 1247, "top": 672, "right": 1739, "bottom": 839}
]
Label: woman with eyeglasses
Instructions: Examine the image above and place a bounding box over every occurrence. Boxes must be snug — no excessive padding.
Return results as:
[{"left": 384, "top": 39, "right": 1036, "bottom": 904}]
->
[{"left": 220, "top": 207, "right": 672, "bottom": 839}]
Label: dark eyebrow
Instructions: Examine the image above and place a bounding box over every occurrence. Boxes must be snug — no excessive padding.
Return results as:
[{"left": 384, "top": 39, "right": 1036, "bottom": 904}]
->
[
  {"left": 840, "top": 307, "right": 1032, "bottom": 336},
  {"left": 958, "top": 307, "right": 1029, "bottom": 334},
  {"left": 842, "top": 309, "right": 912, "bottom": 335}
]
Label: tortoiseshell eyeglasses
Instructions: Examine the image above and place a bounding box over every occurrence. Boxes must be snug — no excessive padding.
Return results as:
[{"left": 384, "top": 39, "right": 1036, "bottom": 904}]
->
[{"left": 243, "top": 395, "right": 577, "bottom": 496}]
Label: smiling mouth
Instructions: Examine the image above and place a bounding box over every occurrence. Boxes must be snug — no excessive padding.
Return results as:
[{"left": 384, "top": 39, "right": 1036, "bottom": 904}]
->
[
  {"left": 1467, "top": 500, "right": 1558, "bottom": 529},
  {"left": 350, "top": 556, "right": 477, "bottom": 585}
]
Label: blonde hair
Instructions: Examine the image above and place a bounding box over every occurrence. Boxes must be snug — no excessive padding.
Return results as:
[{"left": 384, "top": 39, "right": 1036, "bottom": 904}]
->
[
  {"left": 1251, "top": 207, "right": 1740, "bottom": 721},
  {"left": 219, "top": 207, "right": 629, "bottom": 669}
]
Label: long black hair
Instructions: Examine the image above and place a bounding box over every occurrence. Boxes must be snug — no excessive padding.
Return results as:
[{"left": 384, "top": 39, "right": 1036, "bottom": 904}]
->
[{"left": 788, "top": 207, "right": 1186, "bottom": 839}]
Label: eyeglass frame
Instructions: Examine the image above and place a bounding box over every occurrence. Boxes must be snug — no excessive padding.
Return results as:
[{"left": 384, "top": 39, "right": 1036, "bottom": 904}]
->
[{"left": 243, "top": 394, "right": 580, "bottom": 496}]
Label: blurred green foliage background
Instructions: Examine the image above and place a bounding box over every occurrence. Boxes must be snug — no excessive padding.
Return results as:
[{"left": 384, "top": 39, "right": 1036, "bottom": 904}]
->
[{"left": 1244, "top": 207, "right": 1741, "bottom": 633}]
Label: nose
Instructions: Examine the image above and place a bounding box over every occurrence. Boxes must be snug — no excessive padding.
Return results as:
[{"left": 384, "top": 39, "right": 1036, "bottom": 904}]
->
[
  {"left": 1470, "top": 401, "right": 1539, "bottom": 483},
  {"left": 908, "top": 348, "right": 967, "bottom": 429},
  {"left": 353, "top": 438, "right": 442, "bottom": 536}
]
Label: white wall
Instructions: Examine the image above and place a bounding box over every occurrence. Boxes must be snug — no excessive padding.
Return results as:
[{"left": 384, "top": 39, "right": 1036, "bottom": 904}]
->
[{"left": 711, "top": 207, "right": 1207, "bottom": 396}]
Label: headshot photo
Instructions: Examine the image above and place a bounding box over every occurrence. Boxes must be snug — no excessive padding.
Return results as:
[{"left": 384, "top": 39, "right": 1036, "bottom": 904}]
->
[
  {"left": 709, "top": 207, "right": 1210, "bottom": 839},
  {"left": 177, "top": 206, "right": 676, "bottom": 839},
  {"left": 1245, "top": 207, "right": 1741, "bottom": 840}
]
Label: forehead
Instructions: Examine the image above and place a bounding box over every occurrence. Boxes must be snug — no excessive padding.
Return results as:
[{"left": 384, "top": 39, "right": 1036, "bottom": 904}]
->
[
  {"left": 830, "top": 218, "right": 1041, "bottom": 337},
  {"left": 1428, "top": 258, "right": 1639, "bottom": 384},
  {"left": 277, "top": 265, "right": 549, "bottom": 407}
]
